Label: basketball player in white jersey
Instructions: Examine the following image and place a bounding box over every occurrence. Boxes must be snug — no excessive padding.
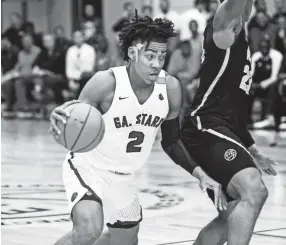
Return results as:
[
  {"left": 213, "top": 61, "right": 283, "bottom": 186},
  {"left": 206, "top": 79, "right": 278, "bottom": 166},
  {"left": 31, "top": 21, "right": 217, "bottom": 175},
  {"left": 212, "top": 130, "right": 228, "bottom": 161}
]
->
[{"left": 50, "top": 14, "right": 227, "bottom": 245}]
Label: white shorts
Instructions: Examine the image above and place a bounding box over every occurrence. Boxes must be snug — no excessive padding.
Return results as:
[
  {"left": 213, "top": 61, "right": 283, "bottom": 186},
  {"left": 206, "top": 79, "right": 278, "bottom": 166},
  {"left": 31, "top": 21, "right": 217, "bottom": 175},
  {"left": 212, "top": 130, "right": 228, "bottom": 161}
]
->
[{"left": 62, "top": 153, "right": 142, "bottom": 227}]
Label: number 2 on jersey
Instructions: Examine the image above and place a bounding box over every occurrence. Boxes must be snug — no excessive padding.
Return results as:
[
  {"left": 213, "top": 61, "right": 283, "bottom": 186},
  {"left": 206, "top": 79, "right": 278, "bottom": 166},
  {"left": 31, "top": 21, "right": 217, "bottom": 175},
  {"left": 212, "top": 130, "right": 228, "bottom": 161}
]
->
[
  {"left": 126, "top": 131, "right": 145, "bottom": 153},
  {"left": 239, "top": 48, "right": 252, "bottom": 95}
]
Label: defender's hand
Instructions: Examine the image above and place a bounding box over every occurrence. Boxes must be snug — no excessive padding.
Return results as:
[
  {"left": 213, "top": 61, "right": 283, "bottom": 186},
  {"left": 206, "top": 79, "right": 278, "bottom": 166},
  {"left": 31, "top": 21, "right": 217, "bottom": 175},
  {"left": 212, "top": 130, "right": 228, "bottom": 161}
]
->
[
  {"left": 49, "top": 100, "right": 81, "bottom": 139},
  {"left": 253, "top": 154, "right": 278, "bottom": 176},
  {"left": 193, "top": 167, "right": 227, "bottom": 211}
]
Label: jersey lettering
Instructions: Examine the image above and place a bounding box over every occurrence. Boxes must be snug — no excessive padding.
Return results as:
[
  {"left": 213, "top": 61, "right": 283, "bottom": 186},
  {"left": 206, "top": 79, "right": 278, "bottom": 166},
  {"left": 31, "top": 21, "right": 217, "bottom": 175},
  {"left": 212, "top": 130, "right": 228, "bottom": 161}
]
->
[
  {"left": 239, "top": 48, "right": 252, "bottom": 95},
  {"left": 114, "top": 114, "right": 165, "bottom": 129}
]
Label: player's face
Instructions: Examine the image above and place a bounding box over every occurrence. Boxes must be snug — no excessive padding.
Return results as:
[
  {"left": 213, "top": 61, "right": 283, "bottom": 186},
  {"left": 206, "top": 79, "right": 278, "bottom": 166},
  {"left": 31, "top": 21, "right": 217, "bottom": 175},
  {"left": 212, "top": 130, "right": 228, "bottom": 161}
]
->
[{"left": 134, "top": 41, "right": 167, "bottom": 84}]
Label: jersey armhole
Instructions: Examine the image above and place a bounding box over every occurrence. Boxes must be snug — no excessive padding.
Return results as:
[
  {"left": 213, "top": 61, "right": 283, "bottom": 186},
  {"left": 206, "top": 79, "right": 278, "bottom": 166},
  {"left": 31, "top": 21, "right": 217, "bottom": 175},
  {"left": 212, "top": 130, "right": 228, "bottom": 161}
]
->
[
  {"left": 204, "top": 23, "right": 226, "bottom": 52},
  {"left": 100, "top": 69, "right": 117, "bottom": 116}
]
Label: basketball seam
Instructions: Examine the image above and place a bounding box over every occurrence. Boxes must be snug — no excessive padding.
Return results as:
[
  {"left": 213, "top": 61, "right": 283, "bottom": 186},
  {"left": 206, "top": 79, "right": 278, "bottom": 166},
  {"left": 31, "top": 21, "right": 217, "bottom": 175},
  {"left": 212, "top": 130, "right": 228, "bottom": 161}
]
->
[
  {"left": 75, "top": 114, "right": 103, "bottom": 153},
  {"left": 70, "top": 105, "right": 92, "bottom": 152},
  {"left": 63, "top": 107, "right": 76, "bottom": 148}
]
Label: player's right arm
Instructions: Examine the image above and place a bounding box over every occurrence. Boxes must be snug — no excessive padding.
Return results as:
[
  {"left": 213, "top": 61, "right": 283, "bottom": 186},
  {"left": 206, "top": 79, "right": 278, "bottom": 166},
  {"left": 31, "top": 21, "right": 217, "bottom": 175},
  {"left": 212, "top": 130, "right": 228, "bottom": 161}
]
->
[
  {"left": 213, "top": 0, "right": 252, "bottom": 49},
  {"left": 50, "top": 70, "right": 115, "bottom": 137}
]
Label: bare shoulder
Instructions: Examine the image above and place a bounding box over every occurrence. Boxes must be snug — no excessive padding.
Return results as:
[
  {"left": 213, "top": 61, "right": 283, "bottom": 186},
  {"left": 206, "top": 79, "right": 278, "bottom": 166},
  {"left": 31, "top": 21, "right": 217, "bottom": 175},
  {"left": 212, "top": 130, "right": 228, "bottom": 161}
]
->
[{"left": 79, "top": 69, "right": 116, "bottom": 106}]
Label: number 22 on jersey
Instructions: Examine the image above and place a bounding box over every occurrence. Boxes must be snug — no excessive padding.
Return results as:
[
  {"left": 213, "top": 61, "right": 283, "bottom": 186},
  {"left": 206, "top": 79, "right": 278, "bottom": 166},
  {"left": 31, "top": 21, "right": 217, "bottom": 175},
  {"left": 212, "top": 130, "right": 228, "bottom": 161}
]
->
[{"left": 239, "top": 48, "right": 253, "bottom": 95}]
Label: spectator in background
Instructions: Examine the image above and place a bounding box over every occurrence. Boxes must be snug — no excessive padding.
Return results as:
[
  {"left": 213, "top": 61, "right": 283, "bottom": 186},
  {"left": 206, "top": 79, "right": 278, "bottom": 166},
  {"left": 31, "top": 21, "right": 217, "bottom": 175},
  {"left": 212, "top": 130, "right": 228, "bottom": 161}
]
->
[
  {"left": 141, "top": 5, "right": 153, "bottom": 18},
  {"left": 32, "top": 34, "right": 67, "bottom": 107},
  {"left": 66, "top": 31, "right": 96, "bottom": 98},
  {"left": 248, "top": 0, "right": 268, "bottom": 33},
  {"left": 83, "top": 4, "right": 103, "bottom": 34},
  {"left": 2, "top": 12, "right": 23, "bottom": 49},
  {"left": 267, "top": 53, "right": 286, "bottom": 146},
  {"left": 22, "top": 22, "right": 43, "bottom": 50},
  {"left": 272, "top": 0, "right": 286, "bottom": 24},
  {"left": 275, "top": 15, "right": 286, "bottom": 54},
  {"left": 13, "top": 35, "right": 41, "bottom": 116},
  {"left": 155, "top": 0, "right": 181, "bottom": 70},
  {"left": 1, "top": 36, "right": 19, "bottom": 117},
  {"left": 207, "top": 0, "right": 219, "bottom": 22},
  {"left": 1, "top": 36, "right": 19, "bottom": 74},
  {"left": 84, "top": 4, "right": 96, "bottom": 22},
  {"left": 189, "top": 20, "right": 203, "bottom": 66},
  {"left": 180, "top": 0, "right": 209, "bottom": 40},
  {"left": 112, "top": 2, "right": 134, "bottom": 34},
  {"left": 95, "top": 36, "right": 113, "bottom": 72},
  {"left": 112, "top": 2, "right": 134, "bottom": 66},
  {"left": 82, "top": 21, "right": 99, "bottom": 50},
  {"left": 248, "top": 11, "right": 277, "bottom": 53},
  {"left": 249, "top": 38, "right": 283, "bottom": 124},
  {"left": 155, "top": 0, "right": 181, "bottom": 32},
  {"left": 53, "top": 25, "right": 72, "bottom": 52},
  {"left": 167, "top": 40, "right": 201, "bottom": 122}
]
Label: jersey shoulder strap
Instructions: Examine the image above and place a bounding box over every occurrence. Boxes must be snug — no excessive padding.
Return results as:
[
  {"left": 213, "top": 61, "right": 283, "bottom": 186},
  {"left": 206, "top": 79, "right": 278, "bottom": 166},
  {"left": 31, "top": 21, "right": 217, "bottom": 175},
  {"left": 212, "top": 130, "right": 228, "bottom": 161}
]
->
[
  {"left": 109, "top": 66, "right": 132, "bottom": 95},
  {"left": 156, "top": 70, "right": 166, "bottom": 84},
  {"left": 110, "top": 66, "right": 129, "bottom": 83}
]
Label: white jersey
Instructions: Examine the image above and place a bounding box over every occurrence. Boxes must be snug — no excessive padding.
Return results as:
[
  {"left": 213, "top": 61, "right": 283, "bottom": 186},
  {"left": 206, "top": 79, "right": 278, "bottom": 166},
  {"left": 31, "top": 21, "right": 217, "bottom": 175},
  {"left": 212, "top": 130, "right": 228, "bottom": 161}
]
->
[{"left": 70, "top": 66, "right": 169, "bottom": 173}]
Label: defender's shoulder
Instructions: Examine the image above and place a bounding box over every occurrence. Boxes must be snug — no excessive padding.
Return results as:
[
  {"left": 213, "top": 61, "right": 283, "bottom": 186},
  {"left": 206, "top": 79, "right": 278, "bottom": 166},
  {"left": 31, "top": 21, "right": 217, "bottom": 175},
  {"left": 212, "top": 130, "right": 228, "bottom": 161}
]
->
[
  {"left": 165, "top": 74, "right": 182, "bottom": 105},
  {"left": 165, "top": 73, "right": 180, "bottom": 91},
  {"left": 165, "top": 74, "right": 182, "bottom": 119}
]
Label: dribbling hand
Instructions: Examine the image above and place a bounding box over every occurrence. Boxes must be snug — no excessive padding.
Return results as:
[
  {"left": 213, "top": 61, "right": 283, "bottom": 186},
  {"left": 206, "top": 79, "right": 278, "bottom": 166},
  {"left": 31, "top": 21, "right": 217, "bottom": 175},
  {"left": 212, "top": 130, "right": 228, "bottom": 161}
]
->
[{"left": 49, "top": 100, "right": 81, "bottom": 140}]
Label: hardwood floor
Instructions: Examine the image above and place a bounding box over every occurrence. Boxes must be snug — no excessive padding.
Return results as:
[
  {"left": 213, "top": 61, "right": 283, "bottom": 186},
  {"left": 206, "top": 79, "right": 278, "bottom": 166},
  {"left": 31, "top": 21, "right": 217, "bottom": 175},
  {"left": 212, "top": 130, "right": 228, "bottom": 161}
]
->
[{"left": 1, "top": 119, "right": 286, "bottom": 245}]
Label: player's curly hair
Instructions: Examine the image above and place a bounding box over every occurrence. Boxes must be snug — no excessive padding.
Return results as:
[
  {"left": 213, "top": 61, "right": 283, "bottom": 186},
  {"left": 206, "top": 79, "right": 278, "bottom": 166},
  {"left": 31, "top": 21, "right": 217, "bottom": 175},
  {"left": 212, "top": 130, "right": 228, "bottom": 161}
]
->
[{"left": 118, "top": 9, "right": 177, "bottom": 61}]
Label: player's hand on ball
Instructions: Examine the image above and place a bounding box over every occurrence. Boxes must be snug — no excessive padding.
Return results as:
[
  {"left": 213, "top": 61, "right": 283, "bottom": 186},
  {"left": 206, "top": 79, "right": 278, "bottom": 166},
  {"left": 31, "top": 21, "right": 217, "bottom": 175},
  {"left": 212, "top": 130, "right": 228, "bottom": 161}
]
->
[
  {"left": 50, "top": 100, "right": 81, "bottom": 138},
  {"left": 193, "top": 167, "right": 227, "bottom": 211},
  {"left": 253, "top": 154, "right": 278, "bottom": 176}
]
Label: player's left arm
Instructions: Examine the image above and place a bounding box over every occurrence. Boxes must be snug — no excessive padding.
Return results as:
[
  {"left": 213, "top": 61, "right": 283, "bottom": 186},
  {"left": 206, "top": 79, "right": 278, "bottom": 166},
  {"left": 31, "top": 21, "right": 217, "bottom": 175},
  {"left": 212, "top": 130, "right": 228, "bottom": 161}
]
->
[
  {"left": 260, "top": 50, "right": 283, "bottom": 89},
  {"left": 242, "top": 0, "right": 254, "bottom": 23},
  {"left": 161, "top": 75, "right": 227, "bottom": 210}
]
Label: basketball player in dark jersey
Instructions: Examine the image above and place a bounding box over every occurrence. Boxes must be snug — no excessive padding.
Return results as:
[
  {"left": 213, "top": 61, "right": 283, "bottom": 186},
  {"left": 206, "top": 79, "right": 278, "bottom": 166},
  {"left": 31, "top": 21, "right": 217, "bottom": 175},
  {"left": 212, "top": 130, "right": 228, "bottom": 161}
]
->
[{"left": 181, "top": 0, "right": 278, "bottom": 244}]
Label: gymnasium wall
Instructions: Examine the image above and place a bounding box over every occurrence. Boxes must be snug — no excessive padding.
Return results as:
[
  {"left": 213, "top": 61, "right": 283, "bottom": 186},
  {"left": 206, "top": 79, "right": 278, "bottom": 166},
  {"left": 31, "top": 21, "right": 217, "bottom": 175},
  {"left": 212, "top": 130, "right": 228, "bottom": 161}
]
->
[{"left": 1, "top": 0, "right": 277, "bottom": 40}]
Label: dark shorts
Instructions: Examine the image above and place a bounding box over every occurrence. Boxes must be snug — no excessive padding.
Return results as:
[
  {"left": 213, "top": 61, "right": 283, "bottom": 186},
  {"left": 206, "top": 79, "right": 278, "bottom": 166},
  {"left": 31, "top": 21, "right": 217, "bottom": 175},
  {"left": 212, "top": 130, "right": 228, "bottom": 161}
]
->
[{"left": 181, "top": 118, "right": 257, "bottom": 202}]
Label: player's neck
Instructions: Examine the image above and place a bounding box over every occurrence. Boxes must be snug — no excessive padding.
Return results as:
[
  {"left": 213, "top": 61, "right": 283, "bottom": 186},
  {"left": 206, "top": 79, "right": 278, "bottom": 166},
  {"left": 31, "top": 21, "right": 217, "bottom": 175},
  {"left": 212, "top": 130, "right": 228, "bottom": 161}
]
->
[{"left": 127, "top": 65, "right": 154, "bottom": 90}]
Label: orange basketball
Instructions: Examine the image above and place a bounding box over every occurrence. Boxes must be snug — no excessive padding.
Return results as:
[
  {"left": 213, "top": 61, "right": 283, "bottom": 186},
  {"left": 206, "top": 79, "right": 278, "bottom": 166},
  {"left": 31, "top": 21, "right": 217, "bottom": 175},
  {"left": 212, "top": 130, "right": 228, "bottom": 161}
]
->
[{"left": 56, "top": 103, "right": 105, "bottom": 153}]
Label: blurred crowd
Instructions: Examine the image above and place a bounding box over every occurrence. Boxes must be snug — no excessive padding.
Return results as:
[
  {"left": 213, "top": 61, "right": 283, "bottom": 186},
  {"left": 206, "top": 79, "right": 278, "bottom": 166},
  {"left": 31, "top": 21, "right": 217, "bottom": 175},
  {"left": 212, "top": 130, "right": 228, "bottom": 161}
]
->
[{"left": 1, "top": 0, "right": 286, "bottom": 133}]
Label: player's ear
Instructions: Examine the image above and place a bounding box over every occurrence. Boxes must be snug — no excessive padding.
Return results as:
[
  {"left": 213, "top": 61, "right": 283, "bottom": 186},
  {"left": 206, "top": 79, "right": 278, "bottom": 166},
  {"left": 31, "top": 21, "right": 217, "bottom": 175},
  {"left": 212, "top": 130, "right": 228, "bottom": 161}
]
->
[{"left": 128, "top": 46, "right": 138, "bottom": 62}]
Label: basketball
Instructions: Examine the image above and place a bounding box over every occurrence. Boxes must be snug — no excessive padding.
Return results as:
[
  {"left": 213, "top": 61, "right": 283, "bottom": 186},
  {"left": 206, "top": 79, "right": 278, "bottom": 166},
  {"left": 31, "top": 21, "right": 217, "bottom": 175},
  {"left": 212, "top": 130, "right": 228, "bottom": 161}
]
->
[{"left": 56, "top": 103, "right": 105, "bottom": 153}]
